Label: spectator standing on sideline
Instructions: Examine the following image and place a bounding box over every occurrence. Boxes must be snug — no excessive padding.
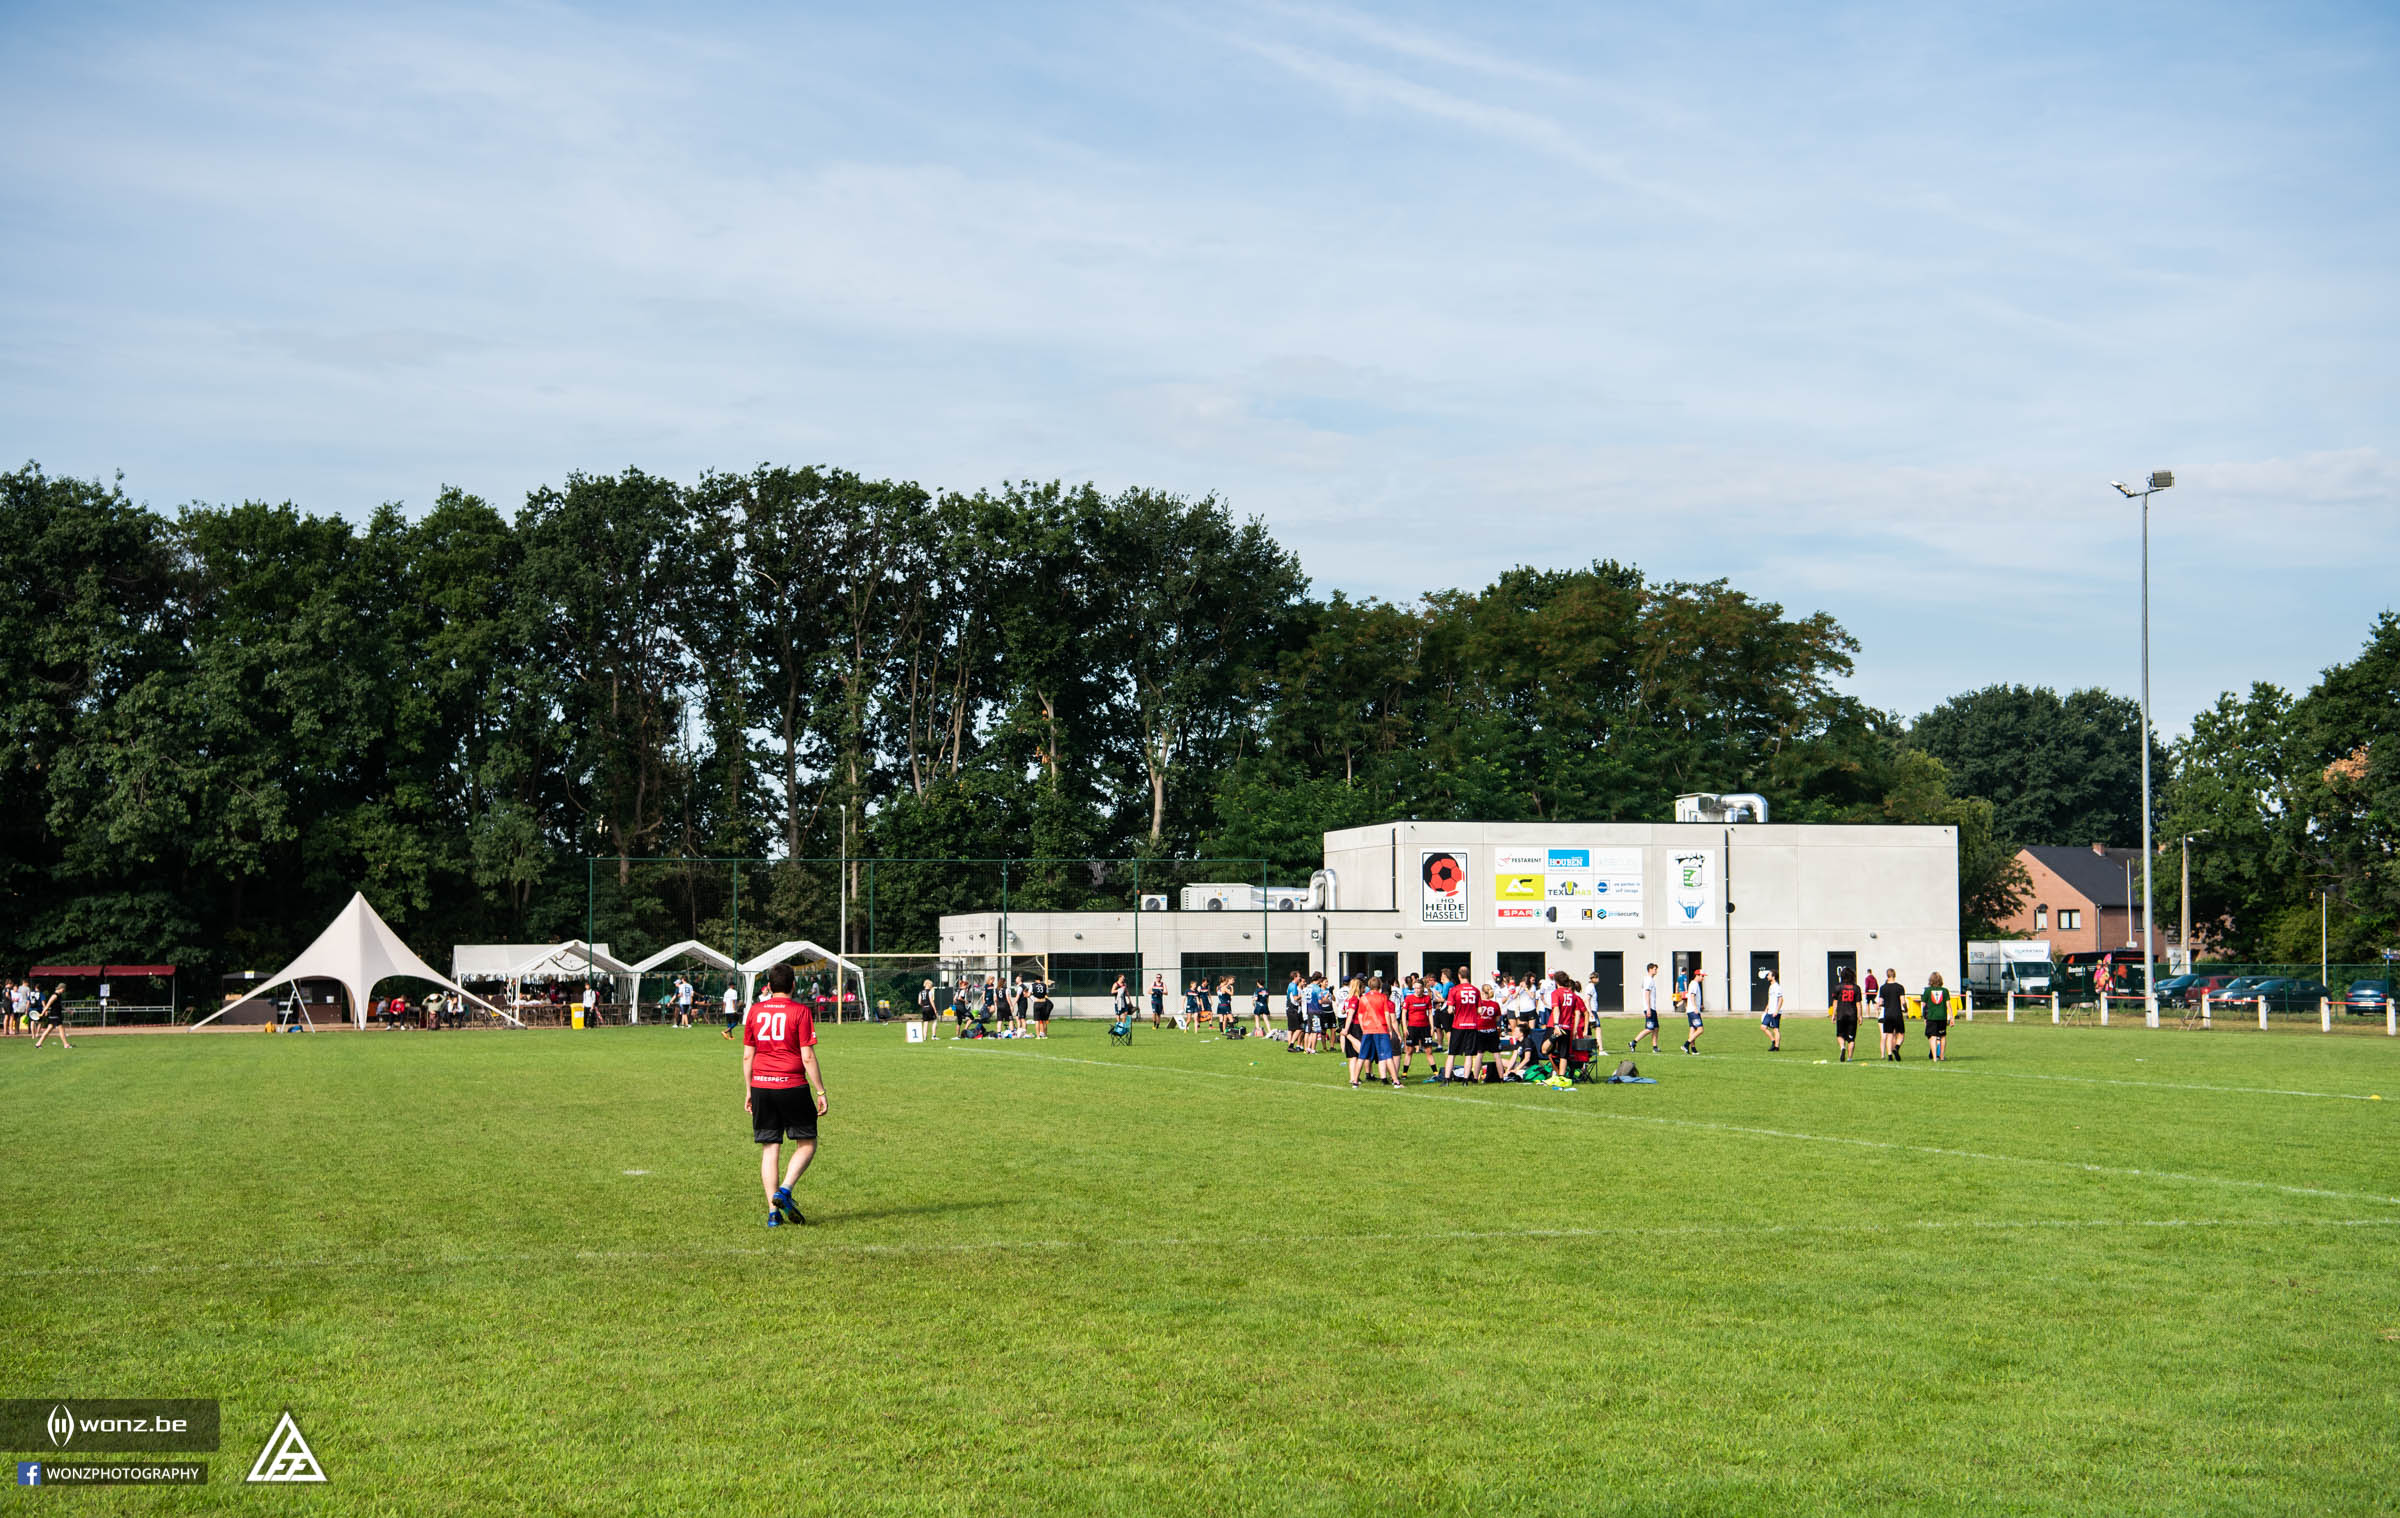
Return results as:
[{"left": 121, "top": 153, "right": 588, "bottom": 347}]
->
[
  {"left": 1922, "top": 972, "right": 1952, "bottom": 1061},
  {"left": 1879, "top": 969, "right": 1908, "bottom": 1061},
  {"left": 1759, "top": 970, "right": 1785, "bottom": 1050},
  {"left": 742, "top": 964, "right": 825, "bottom": 1230},
  {"left": 1149, "top": 974, "right": 1166, "bottom": 1030},
  {"left": 1582, "top": 968, "right": 1610, "bottom": 1056}
]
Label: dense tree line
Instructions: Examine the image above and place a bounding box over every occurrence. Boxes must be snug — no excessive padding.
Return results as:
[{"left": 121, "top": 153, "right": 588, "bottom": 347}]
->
[{"left": 3, "top": 460, "right": 2385, "bottom": 982}]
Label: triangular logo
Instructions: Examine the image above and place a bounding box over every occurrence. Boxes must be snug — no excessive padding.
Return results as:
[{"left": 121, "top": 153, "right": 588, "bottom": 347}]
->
[{"left": 244, "top": 1410, "right": 327, "bottom": 1483}]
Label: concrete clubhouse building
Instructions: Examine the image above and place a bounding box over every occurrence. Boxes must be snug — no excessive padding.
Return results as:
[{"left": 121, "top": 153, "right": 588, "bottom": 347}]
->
[{"left": 940, "top": 802, "right": 1960, "bottom": 1015}]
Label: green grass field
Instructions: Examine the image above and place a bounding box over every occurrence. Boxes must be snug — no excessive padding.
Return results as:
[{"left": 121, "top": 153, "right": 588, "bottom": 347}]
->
[{"left": 4, "top": 1015, "right": 2398, "bottom": 1515}]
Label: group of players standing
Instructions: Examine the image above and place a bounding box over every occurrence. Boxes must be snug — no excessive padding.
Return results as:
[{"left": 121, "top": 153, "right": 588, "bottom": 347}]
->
[{"left": 1179, "top": 967, "right": 1611, "bottom": 1087}]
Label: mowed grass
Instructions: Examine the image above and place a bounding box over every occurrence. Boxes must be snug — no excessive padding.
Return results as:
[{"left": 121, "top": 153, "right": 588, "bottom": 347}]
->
[{"left": 3, "top": 1015, "right": 2398, "bottom": 1516}]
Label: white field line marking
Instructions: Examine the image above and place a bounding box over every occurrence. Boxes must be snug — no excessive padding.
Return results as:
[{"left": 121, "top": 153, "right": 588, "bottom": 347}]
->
[
  {"left": 9, "top": 1215, "right": 2396, "bottom": 1281},
  {"left": 953, "top": 1045, "right": 2400, "bottom": 1210},
  {"left": 1696, "top": 1048, "right": 2380, "bottom": 1103}
]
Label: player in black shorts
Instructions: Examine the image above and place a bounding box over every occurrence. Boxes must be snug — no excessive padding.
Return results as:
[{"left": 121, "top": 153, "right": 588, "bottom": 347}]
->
[
  {"left": 1878, "top": 970, "right": 1908, "bottom": 1061},
  {"left": 1833, "top": 970, "right": 1861, "bottom": 1062}
]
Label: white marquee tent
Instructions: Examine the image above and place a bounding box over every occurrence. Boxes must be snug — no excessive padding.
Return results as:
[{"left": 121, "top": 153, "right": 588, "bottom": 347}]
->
[
  {"left": 740, "top": 940, "right": 870, "bottom": 1021},
  {"left": 191, "top": 892, "right": 517, "bottom": 1030}
]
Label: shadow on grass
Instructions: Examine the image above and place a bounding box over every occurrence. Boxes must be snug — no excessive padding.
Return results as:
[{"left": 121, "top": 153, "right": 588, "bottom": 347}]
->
[{"left": 826, "top": 1197, "right": 1024, "bottom": 1226}]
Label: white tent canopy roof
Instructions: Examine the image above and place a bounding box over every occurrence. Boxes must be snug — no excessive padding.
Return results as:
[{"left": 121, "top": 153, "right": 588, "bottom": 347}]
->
[
  {"left": 738, "top": 940, "right": 869, "bottom": 1015},
  {"left": 452, "top": 942, "right": 616, "bottom": 981},
  {"left": 504, "top": 940, "right": 637, "bottom": 982},
  {"left": 191, "top": 892, "right": 514, "bottom": 1029},
  {"left": 627, "top": 939, "right": 737, "bottom": 975}
]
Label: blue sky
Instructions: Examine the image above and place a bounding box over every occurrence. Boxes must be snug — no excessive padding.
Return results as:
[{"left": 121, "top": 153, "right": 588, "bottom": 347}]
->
[{"left": 4, "top": 1, "right": 2395, "bottom": 729}]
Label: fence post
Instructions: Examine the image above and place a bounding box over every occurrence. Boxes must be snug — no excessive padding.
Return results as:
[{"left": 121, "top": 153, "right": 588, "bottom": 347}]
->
[
  {"left": 2007, "top": 989, "right": 2015, "bottom": 1020},
  {"left": 2145, "top": 994, "right": 2158, "bottom": 1029},
  {"left": 2051, "top": 992, "right": 2060, "bottom": 1024},
  {"left": 2321, "top": 996, "right": 2331, "bottom": 1033},
  {"left": 2201, "top": 992, "right": 2211, "bottom": 1027},
  {"left": 2388, "top": 1000, "right": 2395, "bottom": 1037},
  {"left": 2259, "top": 998, "right": 2268, "bottom": 1032},
  {"left": 2099, "top": 992, "right": 2109, "bottom": 1026}
]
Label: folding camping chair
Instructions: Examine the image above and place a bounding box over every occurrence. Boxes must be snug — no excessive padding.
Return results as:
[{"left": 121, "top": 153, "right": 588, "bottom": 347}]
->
[{"left": 1109, "top": 1017, "right": 1134, "bottom": 1046}]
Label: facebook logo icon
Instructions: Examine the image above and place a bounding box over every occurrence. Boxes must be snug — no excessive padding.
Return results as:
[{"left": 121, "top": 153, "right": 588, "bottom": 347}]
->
[{"left": 17, "top": 1462, "right": 39, "bottom": 1485}]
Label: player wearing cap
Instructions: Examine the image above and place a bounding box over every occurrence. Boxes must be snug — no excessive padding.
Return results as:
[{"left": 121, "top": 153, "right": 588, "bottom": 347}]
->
[{"left": 742, "top": 964, "right": 826, "bottom": 1229}]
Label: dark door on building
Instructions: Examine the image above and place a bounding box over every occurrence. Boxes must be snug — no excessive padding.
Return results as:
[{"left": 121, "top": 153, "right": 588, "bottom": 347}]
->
[
  {"left": 1672, "top": 950, "right": 1703, "bottom": 991},
  {"left": 1827, "top": 950, "right": 1857, "bottom": 1006},
  {"left": 1589, "top": 952, "right": 1625, "bottom": 1010},
  {"left": 1749, "top": 950, "right": 1780, "bottom": 1011},
  {"left": 1340, "top": 951, "right": 1398, "bottom": 987},
  {"left": 1420, "top": 950, "right": 1473, "bottom": 981},
  {"left": 1495, "top": 951, "right": 1546, "bottom": 984}
]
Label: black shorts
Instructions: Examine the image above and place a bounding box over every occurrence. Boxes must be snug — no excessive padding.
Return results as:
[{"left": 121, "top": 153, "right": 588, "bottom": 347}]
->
[
  {"left": 1835, "top": 1013, "right": 1859, "bottom": 1038},
  {"left": 1479, "top": 1028, "right": 1502, "bottom": 1056},
  {"left": 1034, "top": 1001, "right": 1052, "bottom": 1022},
  {"left": 749, "top": 1085, "right": 818, "bottom": 1144},
  {"left": 1881, "top": 1014, "right": 1906, "bottom": 1033},
  {"left": 1448, "top": 1027, "right": 1480, "bottom": 1057},
  {"left": 1286, "top": 1008, "right": 1303, "bottom": 1032},
  {"left": 1642, "top": 1011, "right": 1660, "bottom": 1029},
  {"left": 1405, "top": 1023, "right": 1432, "bottom": 1048},
  {"left": 1924, "top": 1019, "right": 1949, "bottom": 1037}
]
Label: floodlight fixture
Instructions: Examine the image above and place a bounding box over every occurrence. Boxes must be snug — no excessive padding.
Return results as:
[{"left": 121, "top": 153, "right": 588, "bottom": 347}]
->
[
  {"left": 2110, "top": 481, "right": 2134, "bottom": 496},
  {"left": 2148, "top": 470, "right": 2174, "bottom": 490}
]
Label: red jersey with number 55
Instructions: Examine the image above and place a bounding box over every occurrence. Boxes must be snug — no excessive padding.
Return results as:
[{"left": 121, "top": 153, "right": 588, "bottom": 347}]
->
[
  {"left": 1449, "top": 984, "right": 1484, "bottom": 1032},
  {"left": 743, "top": 995, "right": 817, "bottom": 1088}
]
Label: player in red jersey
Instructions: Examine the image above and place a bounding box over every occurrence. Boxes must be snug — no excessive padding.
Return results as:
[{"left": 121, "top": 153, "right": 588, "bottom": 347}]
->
[
  {"left": 1398, "top": 975, "right": 1435, "bottom": 1076},
  {"left": 1442, "top": 973, "right": 1486, "bottom": 1083},
  {"left": 1344, "top": 979, "right": 1404, "bottom": 1089},
  {"left": 742, "top": 963, "right": 827, "bottom": 1229}
]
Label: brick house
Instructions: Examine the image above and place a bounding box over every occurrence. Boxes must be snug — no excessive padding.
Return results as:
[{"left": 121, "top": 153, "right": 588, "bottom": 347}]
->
[{"left": 1997, "top": 844, "right": 2147, "bottom": 954}]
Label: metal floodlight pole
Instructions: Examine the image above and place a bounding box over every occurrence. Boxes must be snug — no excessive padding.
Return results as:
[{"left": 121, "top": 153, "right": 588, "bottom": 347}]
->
[{"left": 2113, "top": 470, "right": 2172, "bottom": 1019}]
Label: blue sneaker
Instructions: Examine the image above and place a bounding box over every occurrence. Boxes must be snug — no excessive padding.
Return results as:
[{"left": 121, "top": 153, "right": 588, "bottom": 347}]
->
[
  {"left": 766, "top": 1210, "right": 782, "bottom": 1229},
  {"left": 773, "top": 1187, "right": 803, "bottom": 1225}
]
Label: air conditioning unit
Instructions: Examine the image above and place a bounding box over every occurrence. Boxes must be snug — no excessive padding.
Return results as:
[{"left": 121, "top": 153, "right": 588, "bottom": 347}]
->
[
  {"left": 1180, "top": 884, "right": 1260, "bottom": 912},
  {"left": 1139, "top": 894, "right": 1169, "bottom": 912}
]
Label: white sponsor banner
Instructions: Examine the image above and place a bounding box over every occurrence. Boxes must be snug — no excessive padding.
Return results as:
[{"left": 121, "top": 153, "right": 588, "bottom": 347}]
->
[
  {"left": 1493, "top": 846, "right": 1643, "bottom": 928},
  {"left": 1419, "top": 850, "right": 1469, "bottom": 924},
  {"left": 1667, "top": 848, "right": 1717, "bottom": 927}
]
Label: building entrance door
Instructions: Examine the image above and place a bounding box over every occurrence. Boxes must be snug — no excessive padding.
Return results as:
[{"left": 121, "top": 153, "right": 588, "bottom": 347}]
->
[
  {"left": 1495, "top": 951, "right": 1546, "bottom": 984},
  {"left": 1420, "top": 950, "right": 1473, "bottom": 982},
  {"left": 1340, "top": 951, "right": 1397, "bottom": 987},
  {"left": 1588, "top": 952, "right": 1625, "bottom": 1010},
  {"left": 1827, "top": 950, "right": 1858, "bottom": 1006},
  {"left": 1748, "top": 950, "right": 1780, "bottom": 1011}
]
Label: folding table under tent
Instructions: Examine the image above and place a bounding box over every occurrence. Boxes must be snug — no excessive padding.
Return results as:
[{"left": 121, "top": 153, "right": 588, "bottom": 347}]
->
[
  {"left": 502, "top": 941, "right": 639, "bottom": 1020},
  {"left": 739, "top": 941, "right": 870, "bottom": 1022},
  {"left": 188, "top": 892, "right": 517, "bottom": 1030}
]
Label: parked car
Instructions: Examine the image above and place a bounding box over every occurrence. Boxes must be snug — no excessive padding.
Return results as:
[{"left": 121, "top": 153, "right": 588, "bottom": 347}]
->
[
  {"left": 2342, "top": 979, "right": 2395, "bottom": 1015},
  {"left": 2157, "top": 973, "right": 2235, "bottom": 1007},
  {"left": 2209, "top": 976, "right": 2276, "bottom": 1008},
  {"left": 2225, "top": 977, "right": 2336, "bottom": 1012}
]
